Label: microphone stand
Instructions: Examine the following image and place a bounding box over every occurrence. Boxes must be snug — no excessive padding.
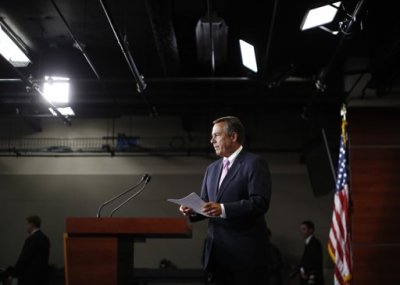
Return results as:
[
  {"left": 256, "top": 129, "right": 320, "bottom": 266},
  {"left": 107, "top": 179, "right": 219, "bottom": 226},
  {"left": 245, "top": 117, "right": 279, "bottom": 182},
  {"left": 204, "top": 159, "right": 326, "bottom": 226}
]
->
[
  {"left": 110, "top": 176, "right": 151, "bottom": 217},
  {"left": 96, "top": 174, "right": 148, "bottom": 217}
]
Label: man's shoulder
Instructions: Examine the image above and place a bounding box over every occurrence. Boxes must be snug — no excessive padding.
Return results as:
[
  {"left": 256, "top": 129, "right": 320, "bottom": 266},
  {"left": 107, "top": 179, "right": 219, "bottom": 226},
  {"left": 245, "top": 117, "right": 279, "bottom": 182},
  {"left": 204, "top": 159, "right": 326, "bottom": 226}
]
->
[
  {"left": 237, "top": 151, "right": 267, "bottom": 164},
  {"left": 310, "top": 236, "right": 322, "bottom": 247},
  {"left": 31, "top": 230, "right": 50, "bottom": 242}
]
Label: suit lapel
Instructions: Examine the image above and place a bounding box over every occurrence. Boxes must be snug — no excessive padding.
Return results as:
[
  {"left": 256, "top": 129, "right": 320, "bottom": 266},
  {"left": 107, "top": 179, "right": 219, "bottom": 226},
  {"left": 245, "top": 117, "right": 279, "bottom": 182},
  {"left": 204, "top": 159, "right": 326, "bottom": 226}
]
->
[
  {"left": 208, "top": 159, "right": 223, "bottom": 202},
  {"left": 216, "top": 152, "right": 244, "bottom": 200}
]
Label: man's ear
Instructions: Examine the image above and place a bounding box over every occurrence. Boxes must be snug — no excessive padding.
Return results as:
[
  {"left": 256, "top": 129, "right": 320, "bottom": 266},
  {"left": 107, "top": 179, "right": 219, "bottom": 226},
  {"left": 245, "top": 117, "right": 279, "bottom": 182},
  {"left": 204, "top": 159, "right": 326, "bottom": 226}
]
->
[{"left": 231, "top": 132, "right": 238, "bottom": 142}]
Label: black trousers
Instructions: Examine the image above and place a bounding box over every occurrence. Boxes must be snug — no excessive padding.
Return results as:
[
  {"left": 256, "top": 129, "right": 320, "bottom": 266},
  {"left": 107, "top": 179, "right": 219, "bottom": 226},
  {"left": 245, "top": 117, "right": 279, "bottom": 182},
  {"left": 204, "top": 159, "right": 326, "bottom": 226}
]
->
[{"left": 207, "top": 267, "right": 269, "bottom": 285}]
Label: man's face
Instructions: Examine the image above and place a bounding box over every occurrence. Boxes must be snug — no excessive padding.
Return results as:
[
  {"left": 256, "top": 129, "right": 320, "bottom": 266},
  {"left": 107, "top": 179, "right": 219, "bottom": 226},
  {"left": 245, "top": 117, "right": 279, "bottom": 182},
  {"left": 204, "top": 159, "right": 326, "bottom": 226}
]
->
[
  {"left": 26, "top": 222, "right": 35, "bottom": 234},
  {"left": 210, "top": 122, "right": 237, "bottom": 157},
  {"left": 299, "top": 224, "right": 313, "bottom": 239}
]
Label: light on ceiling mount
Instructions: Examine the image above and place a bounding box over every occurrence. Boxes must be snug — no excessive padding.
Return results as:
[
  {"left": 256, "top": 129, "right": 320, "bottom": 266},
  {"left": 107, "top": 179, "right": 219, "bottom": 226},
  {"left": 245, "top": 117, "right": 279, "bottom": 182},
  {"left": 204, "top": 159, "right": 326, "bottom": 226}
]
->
[
  {"left": 43, "top": 75, "right": 75, "bottom": 117},
  {"left": 0, "top": 21, "right": 31, "bottom": 67},
  {"left": 300, "top": 2, "right": 342, "bottom": 33},
  {"left": 195, "top": 11, "right": 229, "bottom": 74},
  {"left": 43, "top": 76, "right": 70, "bottom": 103},
  {"left": 239, "top": 39, "right": 258, "bottom": 73},
  {"left": 306, "top": 0, "right": 366, "bottom": 92}
]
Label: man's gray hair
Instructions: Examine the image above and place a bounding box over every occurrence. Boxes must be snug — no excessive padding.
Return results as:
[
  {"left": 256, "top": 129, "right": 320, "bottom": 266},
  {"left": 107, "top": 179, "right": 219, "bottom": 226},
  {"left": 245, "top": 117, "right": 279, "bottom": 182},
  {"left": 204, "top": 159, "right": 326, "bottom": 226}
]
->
[{"left": 213, "top": 116, "right": 245, "bottom": 144}]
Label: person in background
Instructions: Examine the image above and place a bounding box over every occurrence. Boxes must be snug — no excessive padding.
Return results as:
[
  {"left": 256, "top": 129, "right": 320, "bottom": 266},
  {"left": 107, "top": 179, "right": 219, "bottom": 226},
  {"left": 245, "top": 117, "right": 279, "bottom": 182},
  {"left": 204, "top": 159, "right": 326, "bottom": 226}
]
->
[
  {"left": 297, "top": 220, "right": 324, "bottom": 285},
  {"left": 179, "top": 116, "right": 272, "bottom": 285},
  {"left": 6, "top": 215, "right": 50, "bottom": 285}
]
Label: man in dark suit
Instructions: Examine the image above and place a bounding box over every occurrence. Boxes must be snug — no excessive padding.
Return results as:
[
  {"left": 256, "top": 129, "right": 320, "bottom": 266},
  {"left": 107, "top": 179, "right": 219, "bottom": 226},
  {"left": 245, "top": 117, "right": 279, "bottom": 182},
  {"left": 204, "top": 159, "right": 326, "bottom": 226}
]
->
[
  {"left": 180, "top": 116, "right": 272, "bottom": 285},
  {"left": 8, "top": 215, "right": 50, "bottom": 285},
  {"left": 298, "top": 221, "right": 324, "bottom": 285}
]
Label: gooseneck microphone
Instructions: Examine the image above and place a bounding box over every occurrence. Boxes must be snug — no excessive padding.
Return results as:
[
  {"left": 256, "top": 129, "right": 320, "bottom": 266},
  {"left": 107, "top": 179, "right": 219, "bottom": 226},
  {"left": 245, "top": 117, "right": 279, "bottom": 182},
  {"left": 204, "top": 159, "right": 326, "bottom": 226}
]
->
[
  {"left": 96, "top": 174, "right": 149, "bottom": 217},
  {"left": 110, "top": 175, "right": 152, "bottom": 217}
]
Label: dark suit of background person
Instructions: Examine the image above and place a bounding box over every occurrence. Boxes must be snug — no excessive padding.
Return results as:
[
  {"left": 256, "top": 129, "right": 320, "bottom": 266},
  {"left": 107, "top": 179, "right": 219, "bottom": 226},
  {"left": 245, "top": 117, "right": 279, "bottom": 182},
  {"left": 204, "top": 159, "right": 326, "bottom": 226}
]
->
[
  {"left": 298, "top": 221, "right": 324, "bottom": 285},
  {"left": 9, "top": 215, "right": 50, "bottom": 285},
  {"left": 180, "top": 116, "right": 272, "bottom": 285}
]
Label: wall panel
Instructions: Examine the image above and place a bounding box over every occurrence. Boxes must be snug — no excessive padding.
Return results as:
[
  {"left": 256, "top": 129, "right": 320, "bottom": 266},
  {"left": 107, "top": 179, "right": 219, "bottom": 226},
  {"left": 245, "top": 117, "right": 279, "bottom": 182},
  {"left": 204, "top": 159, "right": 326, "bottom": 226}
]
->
[{"left": 349, "top": 107, "right": 400, "bottom": 285}]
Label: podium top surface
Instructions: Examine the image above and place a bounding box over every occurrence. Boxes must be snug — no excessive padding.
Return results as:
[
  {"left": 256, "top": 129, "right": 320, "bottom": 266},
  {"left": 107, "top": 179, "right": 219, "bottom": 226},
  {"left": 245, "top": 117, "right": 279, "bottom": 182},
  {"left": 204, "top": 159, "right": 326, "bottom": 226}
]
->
[{"left": 66, "top": 217, "right": 192, "bottom": 238}]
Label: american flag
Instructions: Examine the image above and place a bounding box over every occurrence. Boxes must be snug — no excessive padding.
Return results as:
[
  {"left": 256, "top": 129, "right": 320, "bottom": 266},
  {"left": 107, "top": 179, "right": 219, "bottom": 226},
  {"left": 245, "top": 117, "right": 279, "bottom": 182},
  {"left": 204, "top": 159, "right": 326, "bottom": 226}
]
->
[{"left": 328, "top": 108, "right": 352, "bottom": 285}]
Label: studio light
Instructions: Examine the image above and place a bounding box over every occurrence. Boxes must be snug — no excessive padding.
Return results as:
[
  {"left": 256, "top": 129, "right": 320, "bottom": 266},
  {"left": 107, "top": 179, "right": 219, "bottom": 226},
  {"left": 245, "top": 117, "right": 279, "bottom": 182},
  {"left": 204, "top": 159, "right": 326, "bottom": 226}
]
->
[
  {"left": 0, "top": 22, "right": 31, "bottom": 67},
  {"left": 239, "top": 39, "right": 258, "bottom": 73},
  {"left": 300, "top": 2, "right": 342, "bottom": 31},
  {"left": 49, "top": 107, "right": 75, "bottom": 117},
  {"left": 303, "top": 0, "right": 366, "bottom": 92},
  {"left": 195, "top": 13, "right": 228, "bottom": 65},
  {"left": 43, "top": 76, "right": 70, "bottom": 103},
  {"left": 43, "top": 76, "right": 74, "bottom": 117}
]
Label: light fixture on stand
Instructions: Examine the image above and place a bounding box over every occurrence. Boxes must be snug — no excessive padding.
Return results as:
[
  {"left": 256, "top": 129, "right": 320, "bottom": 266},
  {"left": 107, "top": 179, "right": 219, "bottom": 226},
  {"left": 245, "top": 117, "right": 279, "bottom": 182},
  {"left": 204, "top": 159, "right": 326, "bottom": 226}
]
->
[
  {"left": 300, "top": 2, "right": 342, "bottom": 34},
  {"left": 301, "top": 0, "right": 366, "bottom": 92},
  {"left": 239, "top": 39, "right": 258, "bottom": 73}
]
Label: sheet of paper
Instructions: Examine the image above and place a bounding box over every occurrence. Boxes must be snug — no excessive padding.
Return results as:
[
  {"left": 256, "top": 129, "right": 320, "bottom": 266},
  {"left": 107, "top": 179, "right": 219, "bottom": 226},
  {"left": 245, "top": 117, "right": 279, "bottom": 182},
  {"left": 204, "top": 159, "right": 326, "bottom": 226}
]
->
[{"left": 167, "top": 192, "right": 209, "bottom": 216}]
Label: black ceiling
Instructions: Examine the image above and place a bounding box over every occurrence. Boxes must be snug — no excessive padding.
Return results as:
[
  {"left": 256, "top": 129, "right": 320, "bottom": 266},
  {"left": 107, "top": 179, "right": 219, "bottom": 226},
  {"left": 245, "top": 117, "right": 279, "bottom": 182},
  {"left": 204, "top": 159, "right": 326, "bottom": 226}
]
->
[{"left": 0, "top": 0, "right": 399, "bottom": 122}]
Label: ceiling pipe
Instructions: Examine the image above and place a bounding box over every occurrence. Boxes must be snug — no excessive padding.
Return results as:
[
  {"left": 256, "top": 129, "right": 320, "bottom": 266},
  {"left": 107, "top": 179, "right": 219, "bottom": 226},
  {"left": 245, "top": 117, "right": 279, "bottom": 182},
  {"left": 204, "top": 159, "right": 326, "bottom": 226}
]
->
[
  {"left": 51, "top": 0, "right": 102, "bottom": 80},
  {"left": 98, "top": 0, "right": 147, "bottom": 93},
  {"left": 0, "top": 54, "right": 72, "bottom": 126},
  {"left": 145, "top": 0, "right": 181, "bottom": 76},
  {"left": 262, "top": 0, "right": 280, "bottom": 82},
  {"left": 268, "top": 64, "right": 297, "bottom": 88},
  {"left": 51, "top": 0, "right": 125, "bottom": 117},
  {"left": 98, "top": 0, "right": 157, "bottom": 116},
  {"left": 0, "top": 76, "right": 315, "bottom": 84}
]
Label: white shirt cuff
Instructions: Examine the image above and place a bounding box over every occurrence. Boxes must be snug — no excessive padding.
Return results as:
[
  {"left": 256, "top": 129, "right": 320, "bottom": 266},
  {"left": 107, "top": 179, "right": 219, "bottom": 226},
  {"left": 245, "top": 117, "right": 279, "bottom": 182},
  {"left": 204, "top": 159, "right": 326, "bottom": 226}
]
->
[{"left": 220, "top": 203, "right": 226, "bottom": 218}]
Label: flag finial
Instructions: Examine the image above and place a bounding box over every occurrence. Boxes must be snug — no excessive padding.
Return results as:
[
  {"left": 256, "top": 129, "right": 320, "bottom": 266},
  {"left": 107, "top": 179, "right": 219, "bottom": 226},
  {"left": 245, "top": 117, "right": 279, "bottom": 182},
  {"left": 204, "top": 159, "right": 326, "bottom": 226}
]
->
[
  {"left": 340, "top": 104, "right": 348, "bottom": 144},
  {"left": 340, "top": 104, "right": 347, "bottom": 121}
]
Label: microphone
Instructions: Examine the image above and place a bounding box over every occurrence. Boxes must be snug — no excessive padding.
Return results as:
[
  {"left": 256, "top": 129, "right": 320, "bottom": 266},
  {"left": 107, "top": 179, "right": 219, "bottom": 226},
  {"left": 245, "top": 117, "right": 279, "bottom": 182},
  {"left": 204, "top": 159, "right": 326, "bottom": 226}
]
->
[
  {"left": 96, "top": 174, "right": 148, "bottom": 217},
  {"left": 110, "top": 175, "right": 152, "bottom": 217}
]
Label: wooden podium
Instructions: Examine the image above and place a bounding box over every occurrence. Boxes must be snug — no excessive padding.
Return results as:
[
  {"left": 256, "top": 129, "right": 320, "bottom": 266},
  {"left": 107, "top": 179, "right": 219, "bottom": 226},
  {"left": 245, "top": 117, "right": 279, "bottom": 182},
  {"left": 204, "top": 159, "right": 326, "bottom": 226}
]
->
[{"left": 64, "top": 217, "right": 192, "bottom": 285}]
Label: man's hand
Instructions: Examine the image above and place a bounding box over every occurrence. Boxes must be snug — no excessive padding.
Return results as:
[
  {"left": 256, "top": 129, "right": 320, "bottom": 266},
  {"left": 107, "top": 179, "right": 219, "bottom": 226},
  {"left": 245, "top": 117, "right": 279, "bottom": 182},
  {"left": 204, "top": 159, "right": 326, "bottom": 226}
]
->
[
  {"left": 202, "top": 202, "right": 222, "bottom": 217},
  {"left": 179, "top": 205, "right": 195, "bottom": 216}
]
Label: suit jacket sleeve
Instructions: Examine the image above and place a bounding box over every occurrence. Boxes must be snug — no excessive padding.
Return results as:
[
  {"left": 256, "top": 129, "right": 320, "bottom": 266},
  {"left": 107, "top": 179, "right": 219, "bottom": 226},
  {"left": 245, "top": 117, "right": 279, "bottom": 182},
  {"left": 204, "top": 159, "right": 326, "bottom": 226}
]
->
[{"left": 188, "top": 166, "right": 211, "bottom": 222}]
